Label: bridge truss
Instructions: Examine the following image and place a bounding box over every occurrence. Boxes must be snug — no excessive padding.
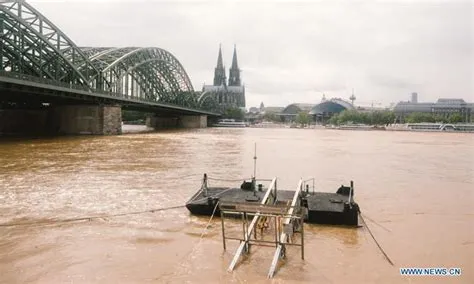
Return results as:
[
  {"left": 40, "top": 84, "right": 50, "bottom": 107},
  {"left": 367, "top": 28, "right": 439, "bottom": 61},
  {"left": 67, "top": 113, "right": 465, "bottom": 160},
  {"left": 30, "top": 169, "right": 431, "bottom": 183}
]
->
[{"left": 0, "top": 0, "right": 207, "bottom": 110}]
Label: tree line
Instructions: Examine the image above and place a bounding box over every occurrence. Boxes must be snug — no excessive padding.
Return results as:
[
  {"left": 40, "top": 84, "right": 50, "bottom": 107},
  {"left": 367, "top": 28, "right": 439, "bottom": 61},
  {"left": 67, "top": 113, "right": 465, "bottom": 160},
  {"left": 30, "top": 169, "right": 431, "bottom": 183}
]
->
[
  {"left": 122, "top": 107, "right": 469, "bottom": 125},
  {"left": 328, "top": 110, "right": 396, "bottom": 125},
  {"left": 402, "top": 112, "right": 465, "bottom": 124},
  {"left": 328, "top": 110, "right": 466, "bottom": 125}
]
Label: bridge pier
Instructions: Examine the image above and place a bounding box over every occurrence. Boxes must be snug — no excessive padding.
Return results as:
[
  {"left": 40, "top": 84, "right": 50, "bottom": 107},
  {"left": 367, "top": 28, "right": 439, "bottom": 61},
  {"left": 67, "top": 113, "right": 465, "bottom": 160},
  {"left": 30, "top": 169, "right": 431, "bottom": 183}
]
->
[
  {"left": 179, "top": 115, "right": 207, "bottom": 128},
  {"left": 50, "top": 105, "right": 122, "bottom": 135},
  {"left": 146, "top": 116, "right": 178, "bottom": 129},
  {"left": 0, "top": 105, "right": 121, "bottom": 136},
  {"left": 146, "top": 115, "right": 207, "bottom": 129}
]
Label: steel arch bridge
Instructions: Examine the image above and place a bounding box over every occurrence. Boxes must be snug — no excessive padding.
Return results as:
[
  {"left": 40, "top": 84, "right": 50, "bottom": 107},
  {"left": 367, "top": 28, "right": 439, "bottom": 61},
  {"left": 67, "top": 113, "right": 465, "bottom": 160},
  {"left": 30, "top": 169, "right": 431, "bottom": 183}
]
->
[{"left": 0, "top": 0, "right": 212, "bottom": 113}]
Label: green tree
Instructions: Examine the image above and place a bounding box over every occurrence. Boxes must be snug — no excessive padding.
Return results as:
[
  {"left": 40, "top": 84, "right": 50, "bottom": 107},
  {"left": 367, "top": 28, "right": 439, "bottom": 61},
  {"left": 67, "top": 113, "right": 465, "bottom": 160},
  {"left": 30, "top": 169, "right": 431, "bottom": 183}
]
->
[
  {"left": 295, "top": 112, "right": 311, "bottom": 126},
  {"left": 448, "top": 113, "right": 463, "bottom": 123},
  {"left": 263, "top": 112, "right": 281, "bottom": 122},
  {"left": 382, "top": 111, "right": 396, "bottom": 125},
  {"left": 328, "top": 113, "right": 340, "bottom": 125},
  {"left": 327, "top": 110, "right": 396, "bottom": 125},
  {"left": 223, "top": 107, "right": 245, "bottom": 120},
  {"left": 405, "top": 112, "right": 443, "bottom": 123}
]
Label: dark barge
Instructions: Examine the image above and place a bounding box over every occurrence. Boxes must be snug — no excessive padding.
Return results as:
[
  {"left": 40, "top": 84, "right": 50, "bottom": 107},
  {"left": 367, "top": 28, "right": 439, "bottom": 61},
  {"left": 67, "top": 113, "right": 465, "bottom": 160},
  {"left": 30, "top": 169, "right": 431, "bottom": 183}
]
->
[{"left": 186, "top": 174, "right": 360, "bottom": 226}]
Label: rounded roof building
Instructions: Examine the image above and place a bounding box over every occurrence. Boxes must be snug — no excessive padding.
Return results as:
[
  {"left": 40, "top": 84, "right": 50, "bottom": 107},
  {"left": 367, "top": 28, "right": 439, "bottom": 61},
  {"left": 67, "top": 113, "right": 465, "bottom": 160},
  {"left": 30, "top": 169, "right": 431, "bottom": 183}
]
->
[
  {"left": 281, "top": 103, "right": 316, "bottom": 115},
  {"left": 309, "top": 98, "right": 354, "bottom": 115}
]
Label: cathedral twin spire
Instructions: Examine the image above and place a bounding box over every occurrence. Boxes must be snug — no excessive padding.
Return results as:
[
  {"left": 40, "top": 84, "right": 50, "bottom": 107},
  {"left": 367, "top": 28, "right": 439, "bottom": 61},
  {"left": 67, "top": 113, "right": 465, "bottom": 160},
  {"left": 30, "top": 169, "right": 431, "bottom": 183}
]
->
[
  {"left": 229, "top": 45, "right": 241, "bottom": 86},
  {"left": 213, "top": 44, "right": 241, "bottom": 87}
]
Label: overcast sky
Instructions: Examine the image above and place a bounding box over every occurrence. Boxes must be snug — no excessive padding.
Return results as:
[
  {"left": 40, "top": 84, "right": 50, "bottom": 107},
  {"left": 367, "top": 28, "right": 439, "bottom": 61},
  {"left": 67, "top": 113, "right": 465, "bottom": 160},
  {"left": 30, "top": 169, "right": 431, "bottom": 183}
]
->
[{"left": 30, "top": 0, "right": 473, "bottom": 108}]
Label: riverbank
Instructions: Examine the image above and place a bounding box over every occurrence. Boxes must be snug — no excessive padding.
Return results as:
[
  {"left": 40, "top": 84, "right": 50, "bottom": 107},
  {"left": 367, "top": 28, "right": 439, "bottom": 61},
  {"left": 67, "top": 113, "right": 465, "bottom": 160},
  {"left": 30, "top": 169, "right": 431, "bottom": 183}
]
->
[
  {"left": 247, "top": 122, "right": 474, "bottom": 133},
  {"left": 121, "top": 122, "right": 474, "bottom": 134}
]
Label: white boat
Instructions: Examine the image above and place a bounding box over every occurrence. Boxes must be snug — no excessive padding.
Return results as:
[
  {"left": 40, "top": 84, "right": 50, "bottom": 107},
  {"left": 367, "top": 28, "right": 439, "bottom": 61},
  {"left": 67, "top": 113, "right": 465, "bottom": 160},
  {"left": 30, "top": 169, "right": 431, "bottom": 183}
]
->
[
  {"left": 386, "top": 123, "right": 474, "bottom": 132},
  {"left": 409, "top": 123, "right": 445, "bottom": 131},
  {"left": 213, "top": 119, "right": 248, "bottom": 128},
  {"left": 453, "top": 124, "right": 474, "bottom": 132},
  {"left": 250, "top": 122, "right": 285, "bottom": 128},
  {"left": 337, "top": 124, "right": 385, "bottom": 131}
]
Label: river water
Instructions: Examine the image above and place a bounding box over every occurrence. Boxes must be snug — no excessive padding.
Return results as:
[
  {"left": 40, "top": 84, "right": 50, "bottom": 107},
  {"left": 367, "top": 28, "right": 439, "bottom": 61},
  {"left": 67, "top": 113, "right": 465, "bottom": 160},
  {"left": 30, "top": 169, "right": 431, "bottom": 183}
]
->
[{"left": 0, "top": 128, "right": 472, "bottom": 283}]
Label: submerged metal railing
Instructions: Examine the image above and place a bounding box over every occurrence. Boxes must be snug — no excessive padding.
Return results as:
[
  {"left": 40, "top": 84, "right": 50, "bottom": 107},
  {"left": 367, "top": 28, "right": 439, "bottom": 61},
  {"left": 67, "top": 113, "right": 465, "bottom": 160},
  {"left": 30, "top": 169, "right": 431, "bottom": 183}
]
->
[
  {"left": 268, "top": 179, "right": 304, "bottom": 278},
  {"left": 220, "top": 178, "right": 305, "bottom": 279},
  {"left": 224, "top": 177, "right": 278, "bottom": 271}
]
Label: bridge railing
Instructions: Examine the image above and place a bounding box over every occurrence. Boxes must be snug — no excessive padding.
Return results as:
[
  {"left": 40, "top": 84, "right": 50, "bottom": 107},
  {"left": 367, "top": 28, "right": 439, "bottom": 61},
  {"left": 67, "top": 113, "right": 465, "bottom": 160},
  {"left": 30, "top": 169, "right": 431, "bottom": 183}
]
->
[
  {"left": 0, "top": 70, "right": 92, "bottom": 92},
  {"left": 0, "top": 71, "right": 216, "bottom": 112}
]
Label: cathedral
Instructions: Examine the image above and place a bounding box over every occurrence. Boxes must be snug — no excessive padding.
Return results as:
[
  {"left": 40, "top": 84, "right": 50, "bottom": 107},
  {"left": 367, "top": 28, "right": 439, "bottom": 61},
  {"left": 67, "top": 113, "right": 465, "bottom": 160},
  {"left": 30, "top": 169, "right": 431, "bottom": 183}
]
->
[{"left": 202, "top": 45, "right": 246, "bottom": 111}]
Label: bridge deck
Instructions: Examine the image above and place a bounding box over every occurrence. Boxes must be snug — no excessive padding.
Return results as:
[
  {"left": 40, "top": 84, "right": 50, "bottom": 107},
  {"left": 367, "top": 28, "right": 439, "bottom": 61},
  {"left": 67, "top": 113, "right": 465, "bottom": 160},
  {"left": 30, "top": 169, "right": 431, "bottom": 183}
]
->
[{"left": 0, "top": 72, "right": 219, "bottom": 116}]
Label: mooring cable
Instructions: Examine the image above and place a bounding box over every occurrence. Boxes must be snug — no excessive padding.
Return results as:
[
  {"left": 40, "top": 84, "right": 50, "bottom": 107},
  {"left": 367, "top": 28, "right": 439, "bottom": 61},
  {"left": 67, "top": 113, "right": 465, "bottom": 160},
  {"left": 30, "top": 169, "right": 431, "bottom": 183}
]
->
[
  {"left": 0, "top": 173, "right": 242, "bottom": 228},
  {"left": 169, "top": 173, "right": 202, "bottom": 179},
  {"left": 188, "top": 187, "right": 235, "bottom": 204},
  {"left": 361, "top": 213, "right": 392, "bottom": 233},
  {"left": 0, "top": 205, "right": 186, "bottom": 228},
  {"left": 0, "top": 190, "right": 230, "bottom": 228},
  {"left": 1, "top": 179, "right": 235, "bottom": 228},
  {"left": 169, "top": 200, "right": 220, "bottom": 278},
  {"left": 197, "top": 201, "right": 220, "bottom": 241},
  {"left": 359, "top": 213, "right": 394, "bottom": 266}
]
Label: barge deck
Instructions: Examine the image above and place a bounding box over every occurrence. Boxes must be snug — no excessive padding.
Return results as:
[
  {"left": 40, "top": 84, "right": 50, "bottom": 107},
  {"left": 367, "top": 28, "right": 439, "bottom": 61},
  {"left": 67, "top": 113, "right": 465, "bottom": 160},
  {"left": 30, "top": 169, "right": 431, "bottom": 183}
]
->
[{"left": 186, "top": 175, "right": 360, "bottom": 226}]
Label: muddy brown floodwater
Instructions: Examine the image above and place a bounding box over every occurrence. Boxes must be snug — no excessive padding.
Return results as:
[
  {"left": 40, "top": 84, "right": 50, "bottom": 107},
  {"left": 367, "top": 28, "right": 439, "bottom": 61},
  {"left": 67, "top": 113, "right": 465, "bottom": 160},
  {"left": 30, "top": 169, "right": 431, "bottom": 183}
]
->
[{"left": 0, "top": 128, "right": 472, "bottom": 283}]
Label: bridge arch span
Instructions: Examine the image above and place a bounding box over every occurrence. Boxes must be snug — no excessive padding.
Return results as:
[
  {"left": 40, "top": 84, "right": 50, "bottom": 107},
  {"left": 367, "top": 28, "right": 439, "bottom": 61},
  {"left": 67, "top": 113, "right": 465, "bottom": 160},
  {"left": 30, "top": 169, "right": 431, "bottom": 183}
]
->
[
  {"left": 82, "top": 47, "right": 195, "bottom": 105},
  {"left": 197, "top": 91, "right": 219, "bottom": 111},
  {"left": 1, "top": 0, "right": 199, "bottom": 108},
  {"left": 0, "top": 0, "right": 103, "bottom": 87}
]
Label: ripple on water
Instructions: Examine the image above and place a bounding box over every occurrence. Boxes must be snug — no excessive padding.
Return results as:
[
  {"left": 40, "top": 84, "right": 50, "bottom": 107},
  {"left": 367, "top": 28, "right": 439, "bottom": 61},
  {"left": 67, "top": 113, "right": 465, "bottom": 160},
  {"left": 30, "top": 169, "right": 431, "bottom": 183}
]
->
[{"left": 0, "top": 128, "right": 472, "bottom": 283}]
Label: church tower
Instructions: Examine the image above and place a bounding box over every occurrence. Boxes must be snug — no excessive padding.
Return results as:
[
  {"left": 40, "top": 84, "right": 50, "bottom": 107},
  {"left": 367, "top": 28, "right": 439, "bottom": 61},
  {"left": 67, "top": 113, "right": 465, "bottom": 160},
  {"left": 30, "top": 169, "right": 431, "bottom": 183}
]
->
[
  {"left": 213, "top": 45, "right": 226, "bottom": 86},
  {"left": 228, "top": 45, "right": 241, "bottom": 86}
]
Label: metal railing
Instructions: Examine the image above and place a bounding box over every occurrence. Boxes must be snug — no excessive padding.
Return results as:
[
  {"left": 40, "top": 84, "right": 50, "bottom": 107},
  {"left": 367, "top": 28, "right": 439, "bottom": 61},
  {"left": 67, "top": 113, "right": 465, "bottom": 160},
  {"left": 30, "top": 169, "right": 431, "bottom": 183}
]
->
[
  {"left": 268, "top": 179, "right": 305, "bottom": 278},
  {"left": 218, "top": 178, "right": 305, "bottom": 279},
  {"left": 225, "top": 177, "right": 278, "bottom": 272},
  {"left": 302, "top": 177, "right": 315, "bottom": 195}
]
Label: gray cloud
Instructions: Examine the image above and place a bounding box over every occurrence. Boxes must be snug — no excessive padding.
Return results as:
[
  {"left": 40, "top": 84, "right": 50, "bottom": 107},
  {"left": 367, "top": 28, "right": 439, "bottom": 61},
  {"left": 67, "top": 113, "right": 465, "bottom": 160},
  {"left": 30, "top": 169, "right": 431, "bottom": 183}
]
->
[
  {"left": 30, "top": 0, "right": 473, "bottom": 107},
  {"left": 369, "top": 74, "right": 419, "bottom": 90}
]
